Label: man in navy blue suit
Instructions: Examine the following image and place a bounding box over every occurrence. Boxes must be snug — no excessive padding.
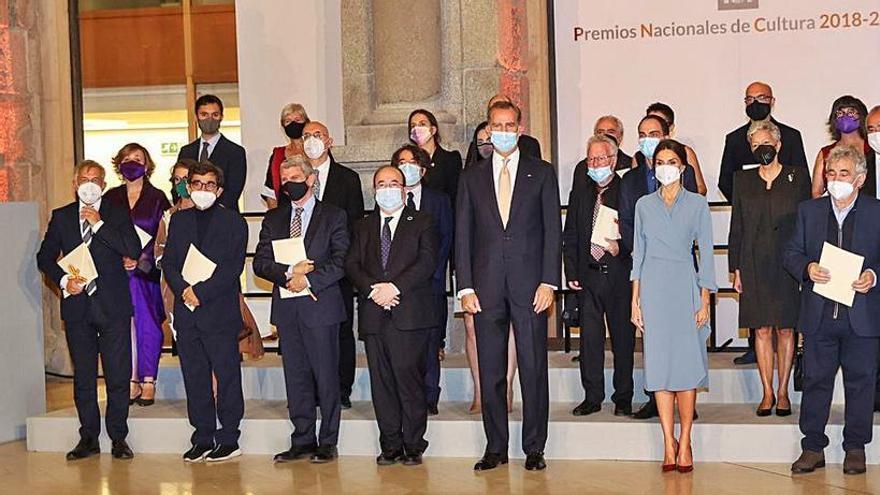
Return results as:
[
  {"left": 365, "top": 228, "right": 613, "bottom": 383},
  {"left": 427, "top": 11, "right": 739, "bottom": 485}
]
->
[
  {"left": 783, "top": 145, "right": 880, "bottom": 476},
  {"left": 253, "top": 154, "right": 349, "bottom": 465},
  {"left": 456, "top": 100, "right": 561, "bottom": 471},
  {"left": 393, "top": 144, "right": 454, "bottom": 416}
]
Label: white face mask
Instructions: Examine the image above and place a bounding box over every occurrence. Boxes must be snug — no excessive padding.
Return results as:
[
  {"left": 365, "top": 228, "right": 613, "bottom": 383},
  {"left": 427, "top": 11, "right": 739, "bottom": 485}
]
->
[
  {"left": 77, "top": 182, "right": 103, "bottom": 205},
  {"left": 399, "top": 163, "right": 422, "bottom": 186},
  {"left": 190, "top": 190, "right": 217, "bottom": 210},
  {"left": 868, "top": 132, "right": 880, "bottom": 155},
  {"left": 303, "top": 136, "right": 326, "bottom": 160},
  {"left": 827, "top": 180, "right": 855, "bottom": 201},
  {"left": 655, "top": 164, "right": 682, "bottom": 186}
]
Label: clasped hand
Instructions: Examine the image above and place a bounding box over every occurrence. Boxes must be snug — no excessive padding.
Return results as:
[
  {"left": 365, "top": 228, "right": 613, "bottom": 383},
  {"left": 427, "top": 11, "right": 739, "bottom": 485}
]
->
[{"left": 370, "top": 282, "right": 399, "bottom": 307}]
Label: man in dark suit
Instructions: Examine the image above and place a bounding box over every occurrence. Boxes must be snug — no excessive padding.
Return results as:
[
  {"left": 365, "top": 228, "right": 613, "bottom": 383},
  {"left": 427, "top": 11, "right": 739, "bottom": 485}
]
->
[
  {"left": 37, "top": 160, "right": 141, "bottom": 461},
  {"left": 345, "top": 165, "right": 439, "bottom": 466},
  {"left": 457, "top": 100, "right": 561, "bottom": 471},
  {"left": 784, "top": 145, "right": 880, "bottom": 476},
  {"left": 177, "top": 94, "right": 247, "bottom": 211},
  {"left": 162, "top": 161, "right": 248, "bottom": 463},
  {"left": 301, "top": 120, "right": 365, "bottom": 408},
  {"left": 253, "top": 154, "right": 349, "bottom": 465},
  {"left": 563, "top": 135, "right": 635, "bottom": 417},
  {"left": 719, "top": 82, "right": 809, "bottom": 366},
  {"left": 393, "top": 144, "right": 454, "bottom": 416}
]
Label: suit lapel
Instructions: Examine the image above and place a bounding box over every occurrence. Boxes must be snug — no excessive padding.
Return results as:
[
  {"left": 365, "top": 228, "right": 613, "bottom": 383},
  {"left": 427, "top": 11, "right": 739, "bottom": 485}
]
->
[
  {"left": 507, "top": 158, "right": 532, "bottom": 227},
  {"left": 304, "top": 201, "right": 324, "bottom": 253},
  {"left": 366, "top": 212, "right": 381, "bottom": 270},
  {"left": 324, "top": 161, "right": 339, "bottom": 204},
  {"left": 388, "top": 208, "right": 415, "bottom": 271},
  {"left": 480, "top": 161, "right": 505, "bottom": 230}
]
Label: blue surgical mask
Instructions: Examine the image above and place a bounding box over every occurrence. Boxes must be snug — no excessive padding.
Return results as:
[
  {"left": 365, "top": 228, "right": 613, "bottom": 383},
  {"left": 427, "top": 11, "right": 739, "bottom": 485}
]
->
[
  {"left": 639, "top": 137, "right": 660, "bottom": 160},
  {"left": 399, "top": 163, "right": 422, "bottom": 187},
  {"left": 587, "top": 166, "right": 613, "bottom": 184},
  {"left": 375, "top": 187, "right": 404, "bottom": 211},
  {"left": 490, "top": 131, "right": 518, "bottom": 154}
]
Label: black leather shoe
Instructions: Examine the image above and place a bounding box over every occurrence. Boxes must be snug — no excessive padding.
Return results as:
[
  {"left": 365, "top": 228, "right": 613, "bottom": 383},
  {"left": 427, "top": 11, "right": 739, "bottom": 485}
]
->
[
  {"left": 183, "top": 444, "right": 214, "bottom": 463},
  {"left": 525, "top": 452, "right": 547, "bottom": 471},
  {"left": 340, "top": 396, "right": 352, "bottom": 410},
  {"left": 733, "top": 349, "right": 757, "bottom": 365},
  {"left": 632, "top": 400, "right": 658, "bottom": 420},
  {"left": 274, "top": 443, "right": 317, "bottom": 463},
  {"left": 66, "top": 437, "right": 99, "bottom": 461},
  {"left": 572, "top": 400, "right": 601, "bottom": 416},
  {"left": 473, "top": 452, "right": 508, "bottom": 471},
  {"left": 376, "top": 449, "right": 404, "bottom": 466},
  {"left": 428, "top": 403, "right": 439, "bottom": 416},
  {"left": 402, "top": 452, "right": 423, "bottom": 466},
  {"left": 206, "top": 444, "right": 242, "bottom": 462},
  {"left": 614, "top": 403, "right": 632, "bottom": 416},
  {"left": 310, "top": 445, "right": 338, "bottom": 463},
  {"left": 111, "top": 440, "right": 134, "bottom": 460}
]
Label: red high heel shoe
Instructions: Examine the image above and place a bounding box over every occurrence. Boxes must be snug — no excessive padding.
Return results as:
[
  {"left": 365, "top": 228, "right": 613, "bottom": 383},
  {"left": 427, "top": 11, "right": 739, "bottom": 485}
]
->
[
  {"left": 677, "top": 445, "right": 694, "bottom": 473},
  {"left": 662, "top": 441, "right": 679, "bottom": 472}
]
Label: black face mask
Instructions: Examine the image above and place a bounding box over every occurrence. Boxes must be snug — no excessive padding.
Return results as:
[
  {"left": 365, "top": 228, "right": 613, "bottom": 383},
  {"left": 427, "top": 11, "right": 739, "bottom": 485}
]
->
[
  {"left": 281, "top": 180, "right": 309, "bottom": 203},
  {"left": 746, "top": 101, "right": 771, "bottom": 121},
  {"left": 284, "top": 121, "right": 305, "bottom": 139},
  {"left": 753, "top": 144, "right": 777, "bottom": 165}
]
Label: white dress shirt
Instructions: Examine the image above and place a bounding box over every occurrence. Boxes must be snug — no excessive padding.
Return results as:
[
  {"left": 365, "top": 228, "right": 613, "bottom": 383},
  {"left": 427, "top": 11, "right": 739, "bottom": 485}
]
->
[
  {"left": 312, "top": 156, "right": 331, "bottom": 201},
  {"left": 405, "top": 183, "right": 423, "bottom": 210},
  {"left": 374, "top": 206, "right": 404, "bottom": 304},
  {"left": 199, "top": 132, "right": 222, "bottom": 159}
]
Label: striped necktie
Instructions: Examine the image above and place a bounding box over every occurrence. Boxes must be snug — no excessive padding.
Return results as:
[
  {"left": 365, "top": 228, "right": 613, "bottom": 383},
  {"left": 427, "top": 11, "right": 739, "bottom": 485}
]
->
[
  {"left": 290, "top": 207, "right": 304, "bottom": 238},
  {"left": 81, "top": 219, "right": 97, "bottom": 296}
]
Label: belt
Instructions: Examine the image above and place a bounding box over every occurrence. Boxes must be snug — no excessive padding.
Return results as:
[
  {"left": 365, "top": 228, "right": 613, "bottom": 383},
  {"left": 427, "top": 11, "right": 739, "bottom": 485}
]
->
[{"left": 587, "top": 263, "right": 609, "bottom": 274}]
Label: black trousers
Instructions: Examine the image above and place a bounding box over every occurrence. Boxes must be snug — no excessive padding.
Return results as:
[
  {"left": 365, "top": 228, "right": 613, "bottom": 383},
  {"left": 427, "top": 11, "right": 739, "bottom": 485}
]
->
[
  {"left": 65, "top": 309, "right": 131, "bottom": 442},
  {"left": 339, "top": 280, "right": 355, "bottom": 398},
  {"left": 364, "top": 317, "right": 430, "bottom": 454},
  {"left": 474, "top": 297, "right": 549, "bottom": 455},
  {"left": 279, "top": 320, "right": 341, "bottom": 447},
  {"left": 577, "top": 267, "right": 635, "bottom": 406},
  {"left": 424, "top": 292, "right": 448, "bottom": 406},
  {"left": 800, "top": 317, "right": 879, "bottom": 452},
  {"left": 176, "top": 324, "right": 243, "bottom": 447}
]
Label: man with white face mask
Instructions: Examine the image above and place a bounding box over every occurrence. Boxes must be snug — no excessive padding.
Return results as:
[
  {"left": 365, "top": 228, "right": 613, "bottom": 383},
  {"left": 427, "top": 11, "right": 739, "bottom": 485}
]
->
[
  {"left": 161, "top": 161, "right": 248, "bottom": 463},
  {"left": 783, "top": 145, "right": 880, "bottom": 476},
  {"left": 37, "top": 160, "right": 141, "bottom": 461},
  {"left": 563, "top": 135, "right": 635, "bottom": 418}
]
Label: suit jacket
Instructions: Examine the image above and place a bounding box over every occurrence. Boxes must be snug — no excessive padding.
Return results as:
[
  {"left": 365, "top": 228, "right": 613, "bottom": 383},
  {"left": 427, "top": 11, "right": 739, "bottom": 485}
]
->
[
  {"left": 424, "top": 146, "right": 462, "bottom": 207},
  {"left": 178, "top": 134, "right": 247, "bottom": 211},
  {"left": 782, "top": 195, "right": 880, "bottom": 337},
  {"left": 618, "top": 161, "right": 699, "bottom": 254},
  {"left": 455, "top": 154, "right": 562, "bottom": 308},
  {"left": 36, "top": 200, "right": 141, "bottom": 323},
  {"left": 416, "top": 186, "right": 453, "bottom": 294},
  {"left": 569, "top": 152, "right": 633, "bottom": 208},
  {"left": 252, "top": 200, "right": 349, "bottom": 328},
  {"left": 319, "top": 158, "right": 365, "bottom": 231},
  {"left": 718, "top": 118, "right": 808, "bottom": 201},
  {"left": 162, "top": 205, "right": 247, "bottom": 333},
  {"left": 563, "top": 174, "right": 631, "bottom": 284},
  {"left": 346, "top": 208, "right": 439, "bottom": 333}
]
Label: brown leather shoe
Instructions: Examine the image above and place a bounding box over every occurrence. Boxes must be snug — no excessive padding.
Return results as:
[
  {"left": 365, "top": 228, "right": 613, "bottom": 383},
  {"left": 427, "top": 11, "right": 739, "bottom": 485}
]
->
[
  {"left": 843, "top": 450, "right": 866, "bottom": 475},
  {"left": 791, "top": 450, "right": 825, "bottom": 474}
]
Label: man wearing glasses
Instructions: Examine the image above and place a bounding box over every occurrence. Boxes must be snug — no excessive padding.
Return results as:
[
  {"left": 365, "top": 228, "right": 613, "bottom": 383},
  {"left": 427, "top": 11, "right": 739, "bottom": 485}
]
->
[
  {"left": 563, "top": 135, "right": 636, "bottom": 418},
  {"left": 718, "top": 81, "right": 809, "bottom": 366}
]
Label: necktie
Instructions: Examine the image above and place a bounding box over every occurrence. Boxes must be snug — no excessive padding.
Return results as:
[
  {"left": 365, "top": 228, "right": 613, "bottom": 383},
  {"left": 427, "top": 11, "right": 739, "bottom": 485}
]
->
[
  {"left": 381, "top": 216, "right": 393, "bottom": 271},
  {"left": 590, "top": 187, "right": 608, "bottom": 261},
  {"left": 314, "top": 173, "right": 322, "bottom": 200},
  {"left": 290, "top": 207, "right": 304, "bottom": 238},
  {"left": 647, "top": 167, "right": 658, "bottom": 194},
  {"left": 498, "top": 158, "right": 512, "bottom": 227},
  {"left": 81, "top": 218, "right": 97, "bottom": 296},
  {"left": 199, "top": 141, "right": 210, "bottom": 162},
  {"left": 407, "top": 191, "right": 416, "bottom": 210}
]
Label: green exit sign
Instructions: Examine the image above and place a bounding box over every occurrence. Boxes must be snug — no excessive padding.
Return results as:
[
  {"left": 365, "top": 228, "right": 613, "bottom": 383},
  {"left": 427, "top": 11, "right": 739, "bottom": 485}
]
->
[{"left": 161, "top": 142, "right": 181, "bottom": 156}]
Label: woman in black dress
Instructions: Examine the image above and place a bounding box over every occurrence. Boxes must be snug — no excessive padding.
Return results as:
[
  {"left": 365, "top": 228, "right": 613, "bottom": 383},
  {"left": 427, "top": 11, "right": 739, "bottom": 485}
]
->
[{"left": 728, "top": 120, "right": 811, "bottom": 417}]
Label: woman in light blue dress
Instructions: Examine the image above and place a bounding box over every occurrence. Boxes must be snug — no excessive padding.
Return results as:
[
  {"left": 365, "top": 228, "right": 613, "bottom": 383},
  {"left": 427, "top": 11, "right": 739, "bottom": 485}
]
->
[{"left": 630, "top": 139, "right": 717, "bottom": 473}]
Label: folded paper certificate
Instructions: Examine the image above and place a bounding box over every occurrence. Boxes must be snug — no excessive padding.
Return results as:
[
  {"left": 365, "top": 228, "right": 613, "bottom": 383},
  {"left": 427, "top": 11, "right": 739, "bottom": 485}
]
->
[
  {"left": 134, "top": 225, "right": 152, "bottom": 250},
  {"left": 814, "top": 242, "right": 864, "bottom": 307},
  {"left": 57, "top": 242, "right": 98, "bottom": 298},
  {"left": 590, "top": 205, "right": 621, "bottom": 249},
  {"left": 272, "top": 237, "right": 311, "bottom": 299},
  {"left": 181, "top": 244, "right": 216, "bottom": 311}
]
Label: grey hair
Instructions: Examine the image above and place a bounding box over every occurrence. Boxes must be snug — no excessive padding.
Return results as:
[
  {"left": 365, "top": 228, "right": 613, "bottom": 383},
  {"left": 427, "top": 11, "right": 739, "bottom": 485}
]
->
[
  {"left": 747, "top": 119, "right": 782, "bottom": 144},
  {"left": 280, "top": 103, "right": 309, "bottom": 126},
  {"left": 594, "top": 115, "right": 624, "bottom": 136},
  {"left": 280, "top": 154, "right": 314, "bottom": 177},
  {"left": 586, "top": 134, "right": 619, "bottom": 160},
  {"left": 827, "top": 144, "right": 867, "bottom": 176}
]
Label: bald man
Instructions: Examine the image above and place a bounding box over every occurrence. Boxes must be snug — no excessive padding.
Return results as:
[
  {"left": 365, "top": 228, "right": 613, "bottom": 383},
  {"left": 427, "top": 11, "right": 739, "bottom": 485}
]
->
[
  {"left": 465, "top": 94, "right": 543, "bottom": 164},
  {"left": 302, "top": 120, "right": 365, "bottom": 409}
]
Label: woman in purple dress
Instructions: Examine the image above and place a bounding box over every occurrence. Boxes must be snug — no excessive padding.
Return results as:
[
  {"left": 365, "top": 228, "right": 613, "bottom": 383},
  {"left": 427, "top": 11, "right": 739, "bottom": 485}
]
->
[{"left": 105, "top": 143, "right": 170, "bottom": 406}]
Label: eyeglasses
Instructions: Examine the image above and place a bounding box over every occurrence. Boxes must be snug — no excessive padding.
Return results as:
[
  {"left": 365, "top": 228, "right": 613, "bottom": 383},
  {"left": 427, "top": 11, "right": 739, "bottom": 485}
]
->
[
  {"left": 835, "top": 108, "right": 861, "bottom": 119},
  {"left": 189, "top": 180, "right": 218, "bottom": 191},
  {"left": 587, "top": 155, "right": 613, "bottom": 164},
  {"left": 744, "top": 95, "right": 773, "bottom": 105}
]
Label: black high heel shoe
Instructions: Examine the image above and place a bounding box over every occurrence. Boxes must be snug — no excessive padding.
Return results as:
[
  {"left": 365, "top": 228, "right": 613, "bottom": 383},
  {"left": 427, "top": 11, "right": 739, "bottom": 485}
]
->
[
  {"left": 136, "top": 380, "right": 156, "bottom": 407},
  {"left": 756, "top": 397, "right": 776, "bottom": 417},
  {"left": 776, "top": 397, "right": 792, "bottom": 417}
]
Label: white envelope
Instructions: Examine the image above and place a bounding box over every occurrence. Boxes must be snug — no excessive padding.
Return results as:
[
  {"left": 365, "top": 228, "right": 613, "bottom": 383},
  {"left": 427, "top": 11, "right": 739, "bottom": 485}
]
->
[
  {"left": 181, "top": 244, "right": 217, "bottom": 311},
  {"left": 813, "top": 242, "right": 864, "bottom": 308},
  {"left": 590, "top": 205, "right": 621, "bottom": 249},
  {"left": 272, "top": 237, "right": 311, "bottom": 299},
  {"left": 57, "top": 242, "right": 98, "bottom": 298},
  {"left": 134, "top": 225, "right": 152, "bottom": 250}
]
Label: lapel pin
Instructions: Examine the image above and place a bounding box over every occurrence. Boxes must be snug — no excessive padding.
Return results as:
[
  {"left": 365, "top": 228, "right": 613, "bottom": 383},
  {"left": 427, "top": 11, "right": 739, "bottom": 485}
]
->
[
  {"left": 527, "top": 173, "right": 533, "bottom": 178},
  {"left": 406, "top": 216, "right": 413, "bottom": 221},
  {"left": 788, "top": 173, "right": 794, "bottom": 183}
]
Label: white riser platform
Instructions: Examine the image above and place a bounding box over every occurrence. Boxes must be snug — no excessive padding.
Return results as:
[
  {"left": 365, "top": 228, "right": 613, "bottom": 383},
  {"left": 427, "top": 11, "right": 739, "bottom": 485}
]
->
[{"left": 27, "top": 401, "right": 880, "bottom": 463}]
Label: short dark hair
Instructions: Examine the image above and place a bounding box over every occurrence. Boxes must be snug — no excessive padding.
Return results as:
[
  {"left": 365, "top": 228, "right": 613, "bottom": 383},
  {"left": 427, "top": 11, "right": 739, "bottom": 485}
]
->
[
  {"left": 372, "top": 164, "right": 405, "bottom": 187},
  {"left": 408, "top": 109, "right": 443, "bottom": 146},
  {"left": 828, "top": 94, "right": 868, "bottom": 141},
  {"left": 646, "top": 102, "right": 675, "bottom": 126},
  {"left": 487, "top": 100, "right": 522, "bottom": 125},
  {"left": 195, "top": 94, "right": 224, "bottom": 115},
  {"left": 391, "top": 144, "right": 431, "bottom": 169},
  {"left": 652, "top": 139, "right": 688, "bottom": 167},
  {"left": 188, "top": 160, "right": 225, "bottom": 187},
  {"left": 173, "top": 158, "right": 198, "bottom": 174},
  {"left": 638, "top": 115, "right": 670, "bottom": 136}
]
